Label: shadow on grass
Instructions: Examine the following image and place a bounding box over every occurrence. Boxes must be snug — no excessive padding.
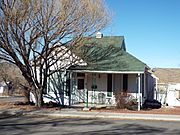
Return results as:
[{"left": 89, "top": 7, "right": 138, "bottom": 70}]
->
[{"left": 0, "top": 110, "right": 23, "bottom": 119}]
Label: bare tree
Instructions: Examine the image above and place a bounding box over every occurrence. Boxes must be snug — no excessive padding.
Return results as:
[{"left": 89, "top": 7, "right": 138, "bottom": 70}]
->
[
  {"left": 0, "top": 62, "right": 26, "bottom": 95},
  {"left": 0, "top": 0, "right": 110, "bottom": 107}
]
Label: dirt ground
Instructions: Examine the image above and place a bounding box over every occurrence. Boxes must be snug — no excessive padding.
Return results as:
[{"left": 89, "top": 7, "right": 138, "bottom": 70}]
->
[
  {"left": 0, "top": 96, "right": 180, "bottom": 115},
  {"left": 0, "top": 102, "right": 36, "bottom": 110},
  {"left": 0, "top": 101, "right": 180, "bottom": 115}
]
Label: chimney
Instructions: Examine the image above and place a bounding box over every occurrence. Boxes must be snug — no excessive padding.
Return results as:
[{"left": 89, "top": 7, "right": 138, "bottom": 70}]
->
[{"left": 96, "top": 32, "right": 103, "bottom": 39}]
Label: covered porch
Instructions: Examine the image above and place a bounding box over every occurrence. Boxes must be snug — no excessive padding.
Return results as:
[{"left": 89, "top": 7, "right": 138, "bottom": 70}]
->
[{"left": 70, "top": 70, "right": 153, "bottom": 110}]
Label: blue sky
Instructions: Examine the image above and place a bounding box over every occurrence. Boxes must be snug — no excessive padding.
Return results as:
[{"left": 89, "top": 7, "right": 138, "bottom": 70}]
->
[{"left": 103, "top": 0, "right": 180, "bottom": 68}]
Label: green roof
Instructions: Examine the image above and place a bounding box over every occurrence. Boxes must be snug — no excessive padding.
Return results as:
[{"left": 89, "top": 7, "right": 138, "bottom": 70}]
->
[
  {"left": 83, "top": 36, "right": 126, "bottom": 51},
  {"left": 71, "top": 36, "right": 147, "bottom": 72}
]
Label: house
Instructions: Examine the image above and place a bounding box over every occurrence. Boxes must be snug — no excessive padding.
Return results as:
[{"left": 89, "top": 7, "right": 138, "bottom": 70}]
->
[
  {"left": 0, "top": 82, "right": 5, "bottom": 96},
  {"left": 153, "top": 68, "right": 180, "bottom": 106},
  {"left": 0, "top": 82, "right": 8, "bottom": 97},
  {"left": 26, "top": 35, "right": 156, "bottom": 109},
  {"left": 68, "top": 35, "right": 156, "bottom": 107},
  {"left": 38, "top": 34, "right": 156, "bottom": 110}
]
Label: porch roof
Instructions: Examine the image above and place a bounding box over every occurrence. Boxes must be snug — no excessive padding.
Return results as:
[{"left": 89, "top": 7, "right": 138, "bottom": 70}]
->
[
  {"left": 70, "top": 38, "right": 148, "bottom": 72},
  {"left": 71, "top": 70, "right": 144, "bottom": 74}
]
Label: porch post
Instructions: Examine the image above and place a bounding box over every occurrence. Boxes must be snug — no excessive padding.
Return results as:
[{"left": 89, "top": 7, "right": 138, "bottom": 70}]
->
[
  {"left": 155, "top": 77, "right": 158, "bottom": 100},
  {"left": 61, "top": 69, "right": 66, "bottom": 106},
  {"left": 85, "top": 73, "right": 88, "bottom": 108},
  {"left": 138, "top": 73, "right": 141, "bottom": 111},
  {"left": 144, "top": 72, "right": 146, "bottom": 99},
  {"left": 69, "top": 72, "right": 72, "bottom": 106}
]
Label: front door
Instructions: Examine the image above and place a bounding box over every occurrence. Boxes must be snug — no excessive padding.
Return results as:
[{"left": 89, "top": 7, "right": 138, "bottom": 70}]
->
[{"left": 77, "top": 73, "right": 85, "bottom": 102}]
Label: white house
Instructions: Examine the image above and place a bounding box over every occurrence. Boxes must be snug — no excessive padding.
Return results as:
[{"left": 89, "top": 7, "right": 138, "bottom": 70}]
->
[
  {"left": 0, "top": 82, "right": 7, "bottom": 96},
  {"left": 154, "top": 68, "right": 180, "bottom": 106},
  {"left": 40, "top": 34, "right": 157, "bottom": 110},
  {"left": 166, "top": 84, "right": 180, "bottom": 106}
]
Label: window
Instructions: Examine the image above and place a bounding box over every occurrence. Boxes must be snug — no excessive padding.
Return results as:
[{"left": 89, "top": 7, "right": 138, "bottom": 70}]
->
[
  {"left": 123, "top": 74, "right": 128, "bottom": 92},
  {"left": 77, "top": 73, "right": 85, "bottom": 77},
  {"left": 77, "top": 78, "right": 84, "bottom": 90},
  {"left": 107, "top": 74, "right": 112, "bottom": 97}
]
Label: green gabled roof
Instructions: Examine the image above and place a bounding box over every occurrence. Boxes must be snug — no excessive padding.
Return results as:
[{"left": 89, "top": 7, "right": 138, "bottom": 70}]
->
[
  {"left": 83, "top": 36, "right": 126, "bottom": 51},
  {"left": 71, "top": 42, "right": 147, "bottom": 72}
]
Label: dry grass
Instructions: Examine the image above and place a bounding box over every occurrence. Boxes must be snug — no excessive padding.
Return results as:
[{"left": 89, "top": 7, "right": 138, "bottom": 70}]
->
[
  {"left": 0, "top": 102, "right": 37, "bottom": 110},
  {"left": 0, "top": 101, "right": 180, "bottom": 115},
  {"left": 0, "top": 102, "right": 62, "bottom": 111},
  {"left": 91, "top": 106, "right": 180, "bottom": 115}
]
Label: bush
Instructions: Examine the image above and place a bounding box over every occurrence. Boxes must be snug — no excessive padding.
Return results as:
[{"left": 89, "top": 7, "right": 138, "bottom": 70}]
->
[
  {"left": 115, "top": 91, "right": 137, "bottom": 110},
  {"left": 143, "top": 99, "right": 161, "bottom": 109},
  {"left": 115, "top": 91, "right": 127, "bottom": 109}
]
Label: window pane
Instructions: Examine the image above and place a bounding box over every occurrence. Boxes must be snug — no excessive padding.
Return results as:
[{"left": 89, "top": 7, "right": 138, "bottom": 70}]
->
[
  {"left": 123, "top": 74, "right": 128, "bottom": 91},
  {"left": 77, "top": 73, "right": 85, "bottom": 77},
  {"left": 107, "top": 74, "right": 112, "bottom": 97},
  {"left": 78, "top": 79, "right": 84, "bottom": 89}
]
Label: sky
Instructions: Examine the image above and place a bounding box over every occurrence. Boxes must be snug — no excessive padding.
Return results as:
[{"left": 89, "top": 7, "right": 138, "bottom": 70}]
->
[{"left": 103, "top": 0, "right": 180, "bottom": 68}]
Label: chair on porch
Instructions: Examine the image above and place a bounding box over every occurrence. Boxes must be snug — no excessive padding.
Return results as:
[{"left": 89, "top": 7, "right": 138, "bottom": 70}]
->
[{"left": 98, "top": 93, "right": 106, "bottom": 104}]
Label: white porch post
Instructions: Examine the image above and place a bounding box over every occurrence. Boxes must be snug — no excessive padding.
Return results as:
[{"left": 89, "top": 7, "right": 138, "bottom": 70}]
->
[
  {"left": 138, "top": 73, "right": 141, "bottom": 111},
  {"left": 155, "top": 77, "right": 158, "bottom": 100},
  {"left": 61, "top": 69, "right": 66, "bottom": 106},
  {"left": 69, "top": 72, "right": 73, "bottom": 106},
  {"left": 72, "top": 72, "right": 77, "bottom": 105},
  {"left": 83, "top": 73, "right": 91, "bottom": 111},
  {"left": 144, "top": 73, "right": 146, "bottom": 99}
]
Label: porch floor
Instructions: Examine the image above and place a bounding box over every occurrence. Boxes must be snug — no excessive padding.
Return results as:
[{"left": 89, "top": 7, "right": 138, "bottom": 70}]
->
[{"left": 71, "top": 102, "right": 116, "bottom": 109}]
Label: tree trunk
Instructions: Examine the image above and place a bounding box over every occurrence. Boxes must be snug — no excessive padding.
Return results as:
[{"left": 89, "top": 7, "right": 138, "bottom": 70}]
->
[
  {"left": 23, "top": 90, "right": 30, "bottom": 103},
  {"left": 21, "top": 85, "right": 30, "bottom": 103},
  {"left": 35, "top": 88, "right": 43, "bottom": 107}
]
